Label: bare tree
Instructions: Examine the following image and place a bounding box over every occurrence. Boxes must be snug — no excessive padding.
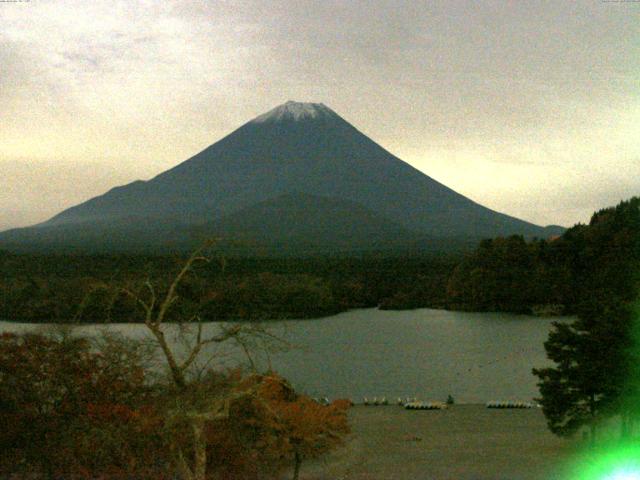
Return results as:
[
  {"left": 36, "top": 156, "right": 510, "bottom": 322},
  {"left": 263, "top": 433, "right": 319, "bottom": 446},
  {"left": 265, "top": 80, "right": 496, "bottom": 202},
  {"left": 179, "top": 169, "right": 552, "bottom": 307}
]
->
[{"left": 123, "top": 241, "right": 288, "bottom": 480}]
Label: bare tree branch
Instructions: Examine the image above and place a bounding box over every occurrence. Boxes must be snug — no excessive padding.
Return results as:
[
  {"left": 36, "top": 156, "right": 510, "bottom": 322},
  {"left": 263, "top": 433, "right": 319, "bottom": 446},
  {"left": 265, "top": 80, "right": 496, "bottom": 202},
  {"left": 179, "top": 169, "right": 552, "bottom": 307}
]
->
[
  {"left": 156, "top": 241, "right": 213, "bottom": 326},
  {"left": 120, "top": 238, "right": 292, "bottom": 480},
  {"left": 121, "top": 287, "right": 153, "bottom": 323}
]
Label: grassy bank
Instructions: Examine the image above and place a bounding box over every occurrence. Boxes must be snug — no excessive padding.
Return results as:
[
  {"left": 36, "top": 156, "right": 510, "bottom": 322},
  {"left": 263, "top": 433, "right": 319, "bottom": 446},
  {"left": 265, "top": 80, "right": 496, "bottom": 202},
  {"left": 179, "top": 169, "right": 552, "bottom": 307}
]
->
[{"left": 298, "top": 404, "right": 580, "bottom": 480}]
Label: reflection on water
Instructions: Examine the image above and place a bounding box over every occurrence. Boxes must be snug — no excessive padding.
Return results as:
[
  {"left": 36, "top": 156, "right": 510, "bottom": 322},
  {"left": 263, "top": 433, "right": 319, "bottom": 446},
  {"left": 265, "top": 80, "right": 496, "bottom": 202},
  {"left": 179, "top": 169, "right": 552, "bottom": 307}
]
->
[{"left": 0, "top": 308, "right": 569, "bottom": 403}]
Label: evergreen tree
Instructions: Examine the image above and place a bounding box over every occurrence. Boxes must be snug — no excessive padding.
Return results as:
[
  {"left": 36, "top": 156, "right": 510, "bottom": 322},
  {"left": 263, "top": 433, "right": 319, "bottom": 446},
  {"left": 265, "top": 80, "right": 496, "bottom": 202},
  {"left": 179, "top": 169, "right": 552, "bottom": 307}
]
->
[
  {"left": 533, "top": 302, "right": 632, "bottom": 441},
  {"left": 533, "top": 197, "right": 640, "bottom": 441}
]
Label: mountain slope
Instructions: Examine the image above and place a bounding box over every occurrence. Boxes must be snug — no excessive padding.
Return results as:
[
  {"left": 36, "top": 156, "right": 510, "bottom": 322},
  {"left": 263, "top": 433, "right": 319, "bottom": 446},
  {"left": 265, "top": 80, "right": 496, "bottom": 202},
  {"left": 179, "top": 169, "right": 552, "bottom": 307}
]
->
[
  {"left": 0, "top": 101, "right": 562, "bottom": 252},
  {"left": 197, "top": 192, "right": 432, "bottom": 253}
]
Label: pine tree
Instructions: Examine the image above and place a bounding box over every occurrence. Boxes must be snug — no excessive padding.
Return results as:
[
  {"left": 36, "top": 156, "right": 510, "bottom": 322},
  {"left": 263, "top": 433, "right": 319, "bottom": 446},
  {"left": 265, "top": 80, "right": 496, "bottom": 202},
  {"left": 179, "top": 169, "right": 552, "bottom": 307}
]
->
[
  {"left": 533, "top": 197, "right": 640, "bottom": 442},
  {"left": 533, "top": 303, "right": 632, "bottom": 441}
]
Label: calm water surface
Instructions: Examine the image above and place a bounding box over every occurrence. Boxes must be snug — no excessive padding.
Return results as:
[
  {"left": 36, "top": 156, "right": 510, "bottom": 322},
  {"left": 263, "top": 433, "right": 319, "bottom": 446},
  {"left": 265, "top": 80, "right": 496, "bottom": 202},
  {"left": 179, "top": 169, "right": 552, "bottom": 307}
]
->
[{"left": 0, "top": 308, "right": 568, "bottom": 404}]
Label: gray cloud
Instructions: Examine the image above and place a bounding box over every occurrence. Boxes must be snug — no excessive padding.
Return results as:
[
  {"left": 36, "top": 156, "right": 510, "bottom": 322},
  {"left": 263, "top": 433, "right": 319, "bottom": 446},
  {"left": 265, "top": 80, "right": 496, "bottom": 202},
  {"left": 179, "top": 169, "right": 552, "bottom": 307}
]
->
[{"left": 0, "top": 0, "right": 638, "bottom": 229}]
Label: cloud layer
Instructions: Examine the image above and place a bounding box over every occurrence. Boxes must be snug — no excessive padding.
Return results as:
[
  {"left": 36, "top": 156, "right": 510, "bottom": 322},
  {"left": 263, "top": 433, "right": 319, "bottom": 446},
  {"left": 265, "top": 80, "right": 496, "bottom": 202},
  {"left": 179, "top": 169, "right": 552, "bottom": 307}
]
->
[{"left": 1, "top": 0, "right": 638, "bottom": 230}]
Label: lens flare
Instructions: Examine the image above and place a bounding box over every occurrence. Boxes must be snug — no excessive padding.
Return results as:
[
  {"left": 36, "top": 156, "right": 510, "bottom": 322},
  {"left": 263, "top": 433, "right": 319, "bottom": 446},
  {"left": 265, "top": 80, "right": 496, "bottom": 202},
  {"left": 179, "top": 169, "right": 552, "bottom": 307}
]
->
[
  {"left": 565, "top": 442, "right": 640, "bottom": 480},
  {"left": 603, "top": 469, "right": 640, "bottom": 480}
]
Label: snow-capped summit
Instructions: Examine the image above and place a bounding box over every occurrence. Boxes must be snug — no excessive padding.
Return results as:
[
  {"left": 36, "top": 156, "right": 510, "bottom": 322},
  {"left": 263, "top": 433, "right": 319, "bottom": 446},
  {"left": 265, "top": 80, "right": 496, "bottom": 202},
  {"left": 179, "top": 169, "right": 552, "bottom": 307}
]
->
[
  {"left": 251, "top": 101, "right": 335, "bottom": 123},
  {"left": 0, "top": 99, "right": 562, "bottom": 253}
]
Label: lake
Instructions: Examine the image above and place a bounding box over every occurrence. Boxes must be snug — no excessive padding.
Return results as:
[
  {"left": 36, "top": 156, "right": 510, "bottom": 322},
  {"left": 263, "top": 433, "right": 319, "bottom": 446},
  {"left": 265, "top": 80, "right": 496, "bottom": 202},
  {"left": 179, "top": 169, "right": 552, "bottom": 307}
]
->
[{"left": 0, "top": 308, "right": 568, "bottom": 404}]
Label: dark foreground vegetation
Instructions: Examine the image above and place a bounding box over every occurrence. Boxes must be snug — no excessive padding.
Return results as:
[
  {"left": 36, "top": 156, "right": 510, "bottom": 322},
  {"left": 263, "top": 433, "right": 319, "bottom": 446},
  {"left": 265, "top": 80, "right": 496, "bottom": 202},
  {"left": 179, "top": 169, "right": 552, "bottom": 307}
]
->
[
  {"left": 532, "top": 197, "right": 640, "bottom": 443},
  {"left": 0, "top": 246, "right": 351, "bottom": 480},
  {"left": 1, "top": 198, "right": 638, "bottom": 323},
  {"left": 0, "top": 331, "right": 350, "bottom": 479}
]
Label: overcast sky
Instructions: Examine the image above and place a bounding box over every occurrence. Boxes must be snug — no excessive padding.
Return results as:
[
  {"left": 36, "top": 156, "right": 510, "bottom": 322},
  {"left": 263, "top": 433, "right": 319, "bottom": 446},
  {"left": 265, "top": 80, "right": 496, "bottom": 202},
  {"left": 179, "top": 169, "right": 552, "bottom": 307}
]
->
[{"left": 1, "top": 0, "right": 638, "bottom": 231}]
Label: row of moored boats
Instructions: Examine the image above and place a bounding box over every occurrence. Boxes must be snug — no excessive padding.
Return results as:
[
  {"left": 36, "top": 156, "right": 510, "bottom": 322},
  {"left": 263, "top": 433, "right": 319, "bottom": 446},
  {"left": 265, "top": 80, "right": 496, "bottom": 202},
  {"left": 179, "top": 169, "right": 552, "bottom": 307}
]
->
[
  {"left": 362, "top": 397, "right": 449, "bottom": 409},
  {"left": 360, "top": 397, "right": 536, "bottom": 409},
  {"left": 485, "top": 401, "right": 534, "bottom": 409},
  {"left": 315, "top": 396, "right": 537, "bottom": 409}
]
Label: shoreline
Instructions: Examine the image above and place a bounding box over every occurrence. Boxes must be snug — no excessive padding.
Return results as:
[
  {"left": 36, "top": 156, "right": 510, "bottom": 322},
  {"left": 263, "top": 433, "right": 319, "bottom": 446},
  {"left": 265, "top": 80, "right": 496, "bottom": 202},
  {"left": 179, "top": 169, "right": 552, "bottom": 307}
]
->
[
  {"left": 298, "top": 404, "right": 578, "bottom": 480},
  {"left": 0, "top": 305, "right": 572, "bottom": 325}
]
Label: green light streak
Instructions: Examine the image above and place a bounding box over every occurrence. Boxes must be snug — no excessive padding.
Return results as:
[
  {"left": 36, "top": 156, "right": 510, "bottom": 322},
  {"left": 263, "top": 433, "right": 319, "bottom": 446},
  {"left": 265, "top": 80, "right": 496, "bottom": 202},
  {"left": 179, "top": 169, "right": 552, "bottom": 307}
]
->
[
  {"left": 562, "top": 302, "right": 640, "bottom": 480},
  {"left": 565, "top": 442, "right": 640, "bottom": 480}
]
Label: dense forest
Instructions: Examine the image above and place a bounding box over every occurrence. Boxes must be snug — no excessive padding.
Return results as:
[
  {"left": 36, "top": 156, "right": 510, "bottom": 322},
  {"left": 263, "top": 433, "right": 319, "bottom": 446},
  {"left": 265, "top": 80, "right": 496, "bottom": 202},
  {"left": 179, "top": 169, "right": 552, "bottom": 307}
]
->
[
  {"left": 448, "top": 197, "right": 640, "bottom": 314},
  {"left": 0, "top": 197, "right": 637, "bottom": 323},
  {"left": 531, "top": 197, "right": 640, "bottom": 442},
  {"left": 0, "top": 252, "right": 457, "bottom": 322}
]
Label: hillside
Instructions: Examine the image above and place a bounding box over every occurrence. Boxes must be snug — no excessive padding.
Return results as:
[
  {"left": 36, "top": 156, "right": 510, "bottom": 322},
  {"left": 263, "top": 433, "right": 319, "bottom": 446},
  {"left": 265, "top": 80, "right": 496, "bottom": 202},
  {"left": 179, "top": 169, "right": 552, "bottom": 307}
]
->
[{"left": 0, "top": 101, "right": 563, "bottom": 253}]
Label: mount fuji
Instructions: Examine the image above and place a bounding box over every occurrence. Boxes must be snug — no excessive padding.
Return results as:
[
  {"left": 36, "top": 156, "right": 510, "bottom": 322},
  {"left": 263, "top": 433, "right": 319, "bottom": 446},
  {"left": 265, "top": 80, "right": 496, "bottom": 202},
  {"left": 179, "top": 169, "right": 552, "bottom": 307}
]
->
[{"left": 0, "top": 101, "right": 563, "bottom": 253}]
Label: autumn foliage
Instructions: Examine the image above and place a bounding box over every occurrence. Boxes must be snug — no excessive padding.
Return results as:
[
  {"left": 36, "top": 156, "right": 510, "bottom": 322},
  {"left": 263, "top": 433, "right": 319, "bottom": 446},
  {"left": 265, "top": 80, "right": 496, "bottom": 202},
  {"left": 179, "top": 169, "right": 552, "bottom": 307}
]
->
[
  {"left": 0, "top": 332, "right": 350, "bottom": 479},
  {"left": 216, "top": 374, "right": 351, "bottom": 479},
  {"left": 0, "top": 331, "right": 168, "bottom": 478}
]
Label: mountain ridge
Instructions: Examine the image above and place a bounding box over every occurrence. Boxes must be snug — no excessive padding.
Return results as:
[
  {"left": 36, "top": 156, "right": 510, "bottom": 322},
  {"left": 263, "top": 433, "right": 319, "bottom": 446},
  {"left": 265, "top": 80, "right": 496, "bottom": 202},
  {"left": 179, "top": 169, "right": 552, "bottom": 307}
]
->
[{"left": 0, "top": 101, "right": 565, "bottom": 253}]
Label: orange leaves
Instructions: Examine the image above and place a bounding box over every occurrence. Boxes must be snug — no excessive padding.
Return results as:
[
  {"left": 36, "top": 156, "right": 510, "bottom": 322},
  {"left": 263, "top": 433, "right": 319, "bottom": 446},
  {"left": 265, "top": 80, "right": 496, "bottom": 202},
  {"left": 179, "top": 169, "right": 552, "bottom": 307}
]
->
[
  {"left": 247, "top": 374, "right": 351, "bottom": 461},
  {"left": 273, "top": 395, "right": 350, "bottom": 453},
  {"left": 0, "top": 333, "right": 350, "bottom": 479},
  {"left": 0, "top": 332, "right": 168, "bottom": 478},
  {"left": 188, "top": 372, "right": 352, "bottom": 479},
  {"left": 256, "top": 373, "right": 296, "bottom": 402},
  {"left": 331, "top": 398, "right": 353, "bottom": 410}
]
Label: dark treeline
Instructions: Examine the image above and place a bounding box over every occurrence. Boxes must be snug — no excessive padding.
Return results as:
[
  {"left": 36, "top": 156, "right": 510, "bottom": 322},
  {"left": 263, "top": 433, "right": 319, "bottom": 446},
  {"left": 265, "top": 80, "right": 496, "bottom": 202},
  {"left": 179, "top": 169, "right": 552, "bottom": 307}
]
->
[
  {"left": 446, "top": 235, "right": 574, "bottom": 314},
  {"left": 0, "top": 251, "right": 458, "bottom": 322},
  {"left": 531, "top": 197, "right": 640, "bottom": 441},
  {"left": 1, "top": 197, "right": 637, "bottom": 322},
  {"left": 448, "top": 197, "right": 640, "bottom": 315}
]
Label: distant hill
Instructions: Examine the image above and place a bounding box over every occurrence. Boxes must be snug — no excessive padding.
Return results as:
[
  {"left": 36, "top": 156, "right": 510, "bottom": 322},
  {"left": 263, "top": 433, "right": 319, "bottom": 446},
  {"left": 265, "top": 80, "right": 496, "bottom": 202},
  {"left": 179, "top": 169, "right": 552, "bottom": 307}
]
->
[
  {"left": 202, "top": 192, "right": 417, "bottom": 250},
  {"left": 195, "top": 192, "right": 484, "bottom": 255},
  {"left": 0, "top": 101, "right": 564, "bottom": 253}
]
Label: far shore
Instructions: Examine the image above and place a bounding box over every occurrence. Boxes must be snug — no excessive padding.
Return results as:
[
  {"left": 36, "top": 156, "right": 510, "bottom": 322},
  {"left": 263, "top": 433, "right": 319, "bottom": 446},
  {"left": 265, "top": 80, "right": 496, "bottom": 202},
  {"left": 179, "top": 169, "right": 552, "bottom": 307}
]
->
[{"left": 0, "top": 303, "right": 572, "bottom": 326}]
